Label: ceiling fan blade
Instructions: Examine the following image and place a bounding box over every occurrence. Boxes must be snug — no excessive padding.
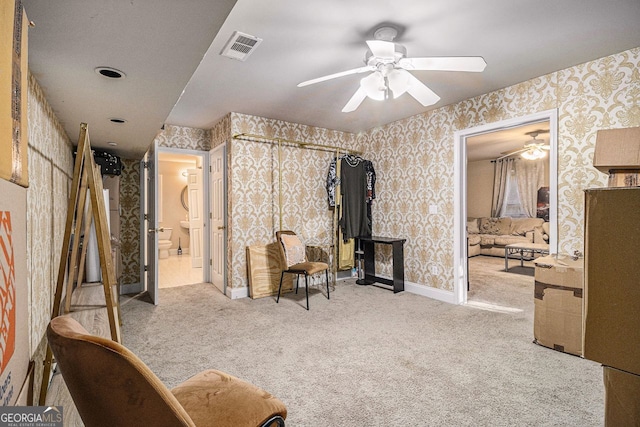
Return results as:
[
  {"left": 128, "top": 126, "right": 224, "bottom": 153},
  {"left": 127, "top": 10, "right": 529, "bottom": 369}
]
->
[
  {"left": 366, "top": 40, "right": 396, "bottom": 60},
  {"left": 405, "top": 73, "right": 440, "bottom": 107},
  {"left": 342, "top": 87, "right": 367, "bottom": 113},
  {"left": 501, "top": 147, "right": 528, "bottom": 156},
  {"left": 399, "top": 56, "right": 487, "bottom": 72},
  {"left": 298, "top": 66, "right": 374, "bottom": 87}
]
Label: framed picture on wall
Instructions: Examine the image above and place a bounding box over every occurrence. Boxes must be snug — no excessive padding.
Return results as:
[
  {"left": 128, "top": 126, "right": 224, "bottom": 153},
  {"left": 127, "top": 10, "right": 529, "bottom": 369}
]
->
[{"left": 537, "top": 186, "right": 550, "bottom": 221}]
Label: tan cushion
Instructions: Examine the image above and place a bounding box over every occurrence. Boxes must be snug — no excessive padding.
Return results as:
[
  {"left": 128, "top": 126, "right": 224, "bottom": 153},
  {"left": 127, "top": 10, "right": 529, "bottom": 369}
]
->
[
  {"left": 172, "top": 370, "right": 287, "bottom": 427},
  {"left": 479, "top": 217, "right": 512, "bottom": 235},
  {"left": 510, "top": 218, "right": 544, "bottom": 236},
  {"left": 534, "top": 224, "right": 550, "bottom": 244},
  {"left": 480, "top": 235, "right": 496, "bottom": 246},
  {"left": 287, "top": 261, "right": 329, "bottom": 275},
  {"left": 280, "top": 234, "right": 306, "bottom": 267},
  {"left": 467, "top": 219, "right": 480, "bottom": 234},
  {"left": 468, "top": 234, "right": 481, "bottom": 246},
  {"left": 542, "top": 222, "right": 550, "bottom": 235}
]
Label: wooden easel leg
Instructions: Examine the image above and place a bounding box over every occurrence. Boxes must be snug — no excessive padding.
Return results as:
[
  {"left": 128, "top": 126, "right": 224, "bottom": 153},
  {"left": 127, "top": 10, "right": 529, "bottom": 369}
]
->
[
  {"left": 39, "top": 123, "right": 123, "bottom": 404},
  {"left": 64, "top": 170, "right": 90, "bottom": 313}
]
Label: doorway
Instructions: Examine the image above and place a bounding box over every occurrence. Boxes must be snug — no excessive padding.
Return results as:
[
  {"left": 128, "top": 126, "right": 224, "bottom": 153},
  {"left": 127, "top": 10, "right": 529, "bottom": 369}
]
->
[
  {"left": 142, "top": 145, "right": 211, "bottom": 305},
  {"left": 453, "top": 110, "right": 559, "bottom": 305},
  {"left": 157, "top": 151, "right": 205, "bottom": 289}
]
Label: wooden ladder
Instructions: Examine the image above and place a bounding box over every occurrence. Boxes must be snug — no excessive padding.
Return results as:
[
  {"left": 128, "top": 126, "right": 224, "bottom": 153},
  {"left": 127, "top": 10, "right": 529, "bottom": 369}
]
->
[{"left": 38, "top": 123, "right": 121, "bottom": 405}]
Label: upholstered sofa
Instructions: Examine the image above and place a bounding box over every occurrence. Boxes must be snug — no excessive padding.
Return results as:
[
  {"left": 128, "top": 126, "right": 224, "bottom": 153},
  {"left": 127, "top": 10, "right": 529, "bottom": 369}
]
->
[{"left": 467, "top": 217, "right": 549, "bottom": 258}]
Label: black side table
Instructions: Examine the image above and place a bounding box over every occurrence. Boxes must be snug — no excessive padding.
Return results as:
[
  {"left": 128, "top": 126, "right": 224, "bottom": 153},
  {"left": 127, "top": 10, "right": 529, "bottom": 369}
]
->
[{"left": 356, "top": 236, "right": 406, "bottom": 293}]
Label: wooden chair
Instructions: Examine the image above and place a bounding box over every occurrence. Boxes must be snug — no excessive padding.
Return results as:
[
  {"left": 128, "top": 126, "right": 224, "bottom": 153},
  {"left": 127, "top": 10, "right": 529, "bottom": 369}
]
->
[
  {"left": 275, "top": 230, "right": 330, "bottom": 310},
  {"left": 47, "top": 316, "right": 287, "bottom": 427}
]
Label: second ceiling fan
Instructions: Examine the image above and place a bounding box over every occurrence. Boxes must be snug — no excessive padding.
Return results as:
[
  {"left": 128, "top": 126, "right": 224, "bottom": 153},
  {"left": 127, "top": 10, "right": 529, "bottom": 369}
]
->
[{"left": 298, "top": 26, "right": 487, "bottom": 112}]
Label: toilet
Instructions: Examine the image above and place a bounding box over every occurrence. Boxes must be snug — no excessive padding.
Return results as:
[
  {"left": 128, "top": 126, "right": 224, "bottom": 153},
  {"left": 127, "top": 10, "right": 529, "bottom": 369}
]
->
[{"left": 158, "top": 227, "right": 173, "bottom": 259}]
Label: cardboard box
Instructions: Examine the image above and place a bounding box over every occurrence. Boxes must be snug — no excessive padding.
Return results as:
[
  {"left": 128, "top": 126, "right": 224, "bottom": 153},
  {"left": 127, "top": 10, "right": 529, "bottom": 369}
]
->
[
  {"left": 533, "top": 255, "right": 584, "bottom": 356},
  {"left": 603, "top": 366, "right": 640, "bottom": 426},
  {"left": 593, "top": 126, "right": 640, "bottom": 172},
  {"left": 584, "top": 187, "right": 640, "bottom": 375}
]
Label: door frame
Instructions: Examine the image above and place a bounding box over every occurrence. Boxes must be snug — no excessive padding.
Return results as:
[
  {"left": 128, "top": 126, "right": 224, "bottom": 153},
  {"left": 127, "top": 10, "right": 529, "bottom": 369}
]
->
[
  {"left": 142, "top": 146, "right": 211, "bottom": 302},
  {"left": 157, "top": 146, "right": 210, "bottom": 284},
  {"left": 453, "top": 109, "right": 559, "bottom": 305}
]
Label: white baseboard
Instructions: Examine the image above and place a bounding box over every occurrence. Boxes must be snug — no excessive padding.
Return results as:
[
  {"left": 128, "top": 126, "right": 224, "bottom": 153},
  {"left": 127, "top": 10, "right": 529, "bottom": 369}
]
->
[
  {"left": 404, "top": 280, "right": 457, "bottom": 304},
  {"left": 222, "top": 279, "right": 456, "bottom": 304},
  {"left": 227, "top": 286, "right": 248, "bottom": 299},
  {"left": 371, "top": 273, "right": 457, "bottom": 304}
]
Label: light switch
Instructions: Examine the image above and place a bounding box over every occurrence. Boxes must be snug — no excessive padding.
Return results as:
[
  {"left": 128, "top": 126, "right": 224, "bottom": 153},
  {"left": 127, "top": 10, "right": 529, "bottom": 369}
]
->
[{"left": 429, "top": 204, "right": 438, "bottom": 214}]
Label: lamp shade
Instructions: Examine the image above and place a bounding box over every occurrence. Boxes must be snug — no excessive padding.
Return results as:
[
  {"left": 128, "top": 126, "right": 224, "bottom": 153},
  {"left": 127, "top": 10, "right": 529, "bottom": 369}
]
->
[
  {"left": 360, "top": 72, "right": 386, "bottom": 101},
  {"left": 387, "top": 69, "right": 410, "bottom": 98},
  {"left": 521, "top": 148, "right": 546, "bottom": 160}
]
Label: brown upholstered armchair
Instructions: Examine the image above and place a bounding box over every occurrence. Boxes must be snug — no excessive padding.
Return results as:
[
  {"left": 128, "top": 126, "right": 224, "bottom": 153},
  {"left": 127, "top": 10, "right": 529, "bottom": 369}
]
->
[
  {"left": 47, "top": 316, "right": 287, "bottom": 427},
  {"left": 275, "top": 230, "right": 330, "bottom": 310}
]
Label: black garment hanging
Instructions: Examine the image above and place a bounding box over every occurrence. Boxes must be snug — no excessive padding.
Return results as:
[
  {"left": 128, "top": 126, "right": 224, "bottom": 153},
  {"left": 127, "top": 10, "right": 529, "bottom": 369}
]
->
[{"left": 340, "top": 156, "right": 371, "bottom": 239}]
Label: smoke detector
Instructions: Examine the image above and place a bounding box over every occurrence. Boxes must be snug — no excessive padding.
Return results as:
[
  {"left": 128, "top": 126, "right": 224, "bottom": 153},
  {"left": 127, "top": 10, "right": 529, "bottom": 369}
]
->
[{"left": 220, "top": 31, "right": 263, "bottom": 61}]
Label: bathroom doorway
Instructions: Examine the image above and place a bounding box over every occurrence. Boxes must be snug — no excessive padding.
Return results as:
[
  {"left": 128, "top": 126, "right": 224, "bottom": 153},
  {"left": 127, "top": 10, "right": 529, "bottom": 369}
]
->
[{"left": 157, "top": 149, "right": 207, "bottom": 289}]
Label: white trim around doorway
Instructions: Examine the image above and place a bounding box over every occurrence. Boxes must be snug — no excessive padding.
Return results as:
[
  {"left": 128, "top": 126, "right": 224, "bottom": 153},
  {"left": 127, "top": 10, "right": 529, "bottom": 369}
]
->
[{"left": 453, "top": 109, "right": 559, "bottom": 305}]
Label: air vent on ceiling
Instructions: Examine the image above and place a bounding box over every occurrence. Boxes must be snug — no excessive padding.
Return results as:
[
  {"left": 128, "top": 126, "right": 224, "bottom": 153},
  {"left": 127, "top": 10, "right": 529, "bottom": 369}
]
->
[{"left": 220, "top": 31, "right": 263, "bottom": 61}]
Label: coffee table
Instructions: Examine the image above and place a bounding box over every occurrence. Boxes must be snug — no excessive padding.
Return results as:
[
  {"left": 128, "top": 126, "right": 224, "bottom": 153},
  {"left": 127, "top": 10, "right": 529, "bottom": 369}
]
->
[{"left": 504, "top": 243, "right": 550, "bottom": 271}]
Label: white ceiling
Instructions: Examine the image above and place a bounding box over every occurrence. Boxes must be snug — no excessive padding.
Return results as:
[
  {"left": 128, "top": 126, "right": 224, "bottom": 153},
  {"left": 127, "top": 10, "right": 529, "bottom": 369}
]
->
[{"left": 24, "top": 0, "right": 640, "bottom": 159}]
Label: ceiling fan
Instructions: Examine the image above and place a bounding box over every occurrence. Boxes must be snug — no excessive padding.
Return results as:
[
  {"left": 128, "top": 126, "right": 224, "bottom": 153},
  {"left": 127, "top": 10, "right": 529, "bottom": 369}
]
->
[
  {"left": 297, "top": 26, "right": 487, "bottom": 112},
  {"left": 500, "top": 130, "right": 550, "bottom": 160}
]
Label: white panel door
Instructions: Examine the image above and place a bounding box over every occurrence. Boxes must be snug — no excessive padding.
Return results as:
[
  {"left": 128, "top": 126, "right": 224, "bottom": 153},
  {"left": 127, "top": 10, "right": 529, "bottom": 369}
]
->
[
  {"left": 210, "top": 145, "right": 225, "bottom": 294},
  {"left": 187, "top": 168, "right": 204, "bottom": 268}
]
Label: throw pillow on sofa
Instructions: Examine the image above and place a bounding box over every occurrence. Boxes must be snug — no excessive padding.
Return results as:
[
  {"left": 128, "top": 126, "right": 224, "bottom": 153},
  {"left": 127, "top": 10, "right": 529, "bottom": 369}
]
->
[
  {"left": 479, "top": 217, "right": 512, "bottom": 235},
  {"left": 511, "top": 218, "right": 544, "bottom": 236},
  {"left": 467, "top": 219, "right": 480, "bottom": 234}
]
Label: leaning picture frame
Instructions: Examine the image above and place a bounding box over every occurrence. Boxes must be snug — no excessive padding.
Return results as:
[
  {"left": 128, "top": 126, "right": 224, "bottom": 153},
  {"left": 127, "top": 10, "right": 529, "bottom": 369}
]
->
[{"left": 0, "top": 0, "right": 29, "bottom": 187}]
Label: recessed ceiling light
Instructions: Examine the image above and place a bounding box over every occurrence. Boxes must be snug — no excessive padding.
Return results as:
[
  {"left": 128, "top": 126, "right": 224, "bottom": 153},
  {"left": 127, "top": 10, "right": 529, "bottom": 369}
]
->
[
  {"left": 109, "top": 118, "right": 127, "bottom": 124},
  {"left": 95, "top": 67, "right": 126, "bottom": 79},
  {"left": 107, "top": 141, "right": 117, "bottom": 146}
]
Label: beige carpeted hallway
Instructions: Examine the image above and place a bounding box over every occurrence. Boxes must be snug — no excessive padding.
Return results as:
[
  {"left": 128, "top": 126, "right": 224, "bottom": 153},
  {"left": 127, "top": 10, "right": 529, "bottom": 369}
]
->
[{"left": 121, "top": 257, "right": 603, "bottom": 426}]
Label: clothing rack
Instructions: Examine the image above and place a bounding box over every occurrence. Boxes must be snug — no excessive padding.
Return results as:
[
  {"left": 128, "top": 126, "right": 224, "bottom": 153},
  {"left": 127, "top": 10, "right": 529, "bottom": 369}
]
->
[
  {"left": 232, "top": 133, "right": 363, "bottom": 279},
  {"left": 232, "top": 133, "right": 362, "bottom": 156},
  {"left": 232, "top": 132, "right": 362, "bottom": 230}
]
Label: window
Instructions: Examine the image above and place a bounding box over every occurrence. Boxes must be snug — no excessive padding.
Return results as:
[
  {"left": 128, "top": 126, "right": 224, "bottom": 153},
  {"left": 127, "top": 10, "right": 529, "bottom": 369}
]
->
[{"left": 501, "top": 168, "right": 527, "bottom": 218}]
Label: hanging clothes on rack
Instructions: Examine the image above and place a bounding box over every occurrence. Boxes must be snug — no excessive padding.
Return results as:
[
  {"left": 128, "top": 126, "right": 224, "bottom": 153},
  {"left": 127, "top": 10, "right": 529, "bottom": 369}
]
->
[
  {"left": 326, "top": 154, "right": 376, "bottom": 240},
  {"left": 340, "top": 155, "right": 369, "bottom": 239},
  {"left": 326, "top": 155, "right": 376, "bottom": 208}
]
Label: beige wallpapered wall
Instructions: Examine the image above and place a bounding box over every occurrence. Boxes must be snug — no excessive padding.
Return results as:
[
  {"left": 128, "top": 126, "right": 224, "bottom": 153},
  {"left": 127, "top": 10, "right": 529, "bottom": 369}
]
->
[
  {"left": 26, "top": 72, "right": 74, "bottom": 397},
  {"left": 359, "top": 47, "right": 640, "bottom": 291},
  {"left": 156, "top": 124, "right": 211, "bottom": 151},
  {"left": 119, "top": 158, "right": 140, "bottom": 286},
  {"left": 217, "top": 112, "right": 359, "bottom": 290}
]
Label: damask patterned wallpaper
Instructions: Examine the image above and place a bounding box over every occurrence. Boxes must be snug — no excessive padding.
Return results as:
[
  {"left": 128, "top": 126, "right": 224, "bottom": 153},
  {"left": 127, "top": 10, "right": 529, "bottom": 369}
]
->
[
  {"left": 220, "top": 112, "right": 359, "bottom": 290},
  {"left": 359, "top": 47, "right": 640, "bottom": 291},
  {"left": 156, "top": 124, "right": 211, "bottom": 151},
  {"left": 26, "top": 73, "right": 74, "bottom": 398},
  {"left": 119, "top": 159, "right": 140, "bottom": 286}
]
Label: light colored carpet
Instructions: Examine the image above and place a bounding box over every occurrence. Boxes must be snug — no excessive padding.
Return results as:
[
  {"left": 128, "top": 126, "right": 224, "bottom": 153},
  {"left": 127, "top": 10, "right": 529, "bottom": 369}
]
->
[{"left": 120, "top": 256, "right": 603, "bottom": 426}]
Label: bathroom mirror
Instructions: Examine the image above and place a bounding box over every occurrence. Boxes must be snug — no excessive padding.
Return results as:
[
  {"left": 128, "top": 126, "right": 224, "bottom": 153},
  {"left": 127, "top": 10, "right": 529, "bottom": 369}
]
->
[{"left": 181, "top": 185, "right": 189, "bottom": 211}]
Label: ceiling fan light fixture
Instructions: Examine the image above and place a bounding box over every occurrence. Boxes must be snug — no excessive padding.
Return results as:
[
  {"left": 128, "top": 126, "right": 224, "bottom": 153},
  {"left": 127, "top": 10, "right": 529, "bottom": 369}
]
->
[
  {"left": 360, "top": 72, "right": 386, "bottom": 101},
  {"left": 388, "top": 69, "right": 410, "bottom": 98},
  {"left": 521, "top": 148, "right": 546, "bottom": 160}
]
